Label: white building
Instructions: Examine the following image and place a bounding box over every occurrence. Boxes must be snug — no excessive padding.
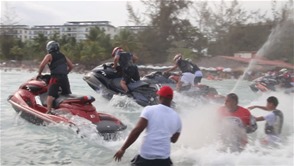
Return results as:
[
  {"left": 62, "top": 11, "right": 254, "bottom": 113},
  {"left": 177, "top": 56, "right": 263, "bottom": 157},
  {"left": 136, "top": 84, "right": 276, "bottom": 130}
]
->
[
  {"left": 30, "top": 25, "right": 61, "bottom": 39},
  {"left": 1, "top": 24, "right": 61, "bottom": 42},
  {"left": 1, "top": 21, "right": 118, "bottom": 42},
  {"left": 234, "top": 51, "right": 257, "bottom": 59},
  {"left": 60, "top": 21, "right": 118, "bottom": 42},
  {"left": 118, "top": 26, "right": 149, "bottom": 34},
  {"left": 0, "top": 25, "right": 29, "bottom": 41}
]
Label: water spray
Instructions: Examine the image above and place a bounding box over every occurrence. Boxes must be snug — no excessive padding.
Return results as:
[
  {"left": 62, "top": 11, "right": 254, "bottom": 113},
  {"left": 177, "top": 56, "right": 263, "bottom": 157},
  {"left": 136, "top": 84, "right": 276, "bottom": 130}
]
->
[{"left": 231, "top": 10, "right": 294, "bottom": 93}]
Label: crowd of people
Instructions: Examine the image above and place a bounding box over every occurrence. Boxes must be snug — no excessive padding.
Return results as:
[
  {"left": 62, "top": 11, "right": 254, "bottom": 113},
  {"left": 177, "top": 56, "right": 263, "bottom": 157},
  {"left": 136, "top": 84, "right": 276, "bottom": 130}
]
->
[{"left": 36, "top": 42, "right": 285, "bottom": 166}]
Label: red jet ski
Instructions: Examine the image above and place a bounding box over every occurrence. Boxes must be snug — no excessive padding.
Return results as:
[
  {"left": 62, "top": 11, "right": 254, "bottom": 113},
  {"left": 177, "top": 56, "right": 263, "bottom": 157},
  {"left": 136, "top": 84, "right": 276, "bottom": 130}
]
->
[{"left": 7, "top": 75, "right": 127, "bottom": 140}]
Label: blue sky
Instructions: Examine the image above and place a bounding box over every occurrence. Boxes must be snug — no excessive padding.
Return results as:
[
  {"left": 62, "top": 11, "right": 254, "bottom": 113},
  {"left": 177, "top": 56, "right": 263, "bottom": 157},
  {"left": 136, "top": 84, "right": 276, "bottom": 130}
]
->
[{"left": 1, "top": 0, "right": 287, "bottom": 27}]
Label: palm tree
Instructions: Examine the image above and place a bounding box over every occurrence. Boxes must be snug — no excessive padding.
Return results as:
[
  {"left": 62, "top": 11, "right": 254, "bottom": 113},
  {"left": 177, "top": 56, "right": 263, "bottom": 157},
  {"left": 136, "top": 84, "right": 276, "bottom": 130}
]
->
[
  {"left": 32, "top": 33, "right": 48, "bottom": 57},
  {"left": 112, "top": 29, "right": 138, "bottom": 52}
]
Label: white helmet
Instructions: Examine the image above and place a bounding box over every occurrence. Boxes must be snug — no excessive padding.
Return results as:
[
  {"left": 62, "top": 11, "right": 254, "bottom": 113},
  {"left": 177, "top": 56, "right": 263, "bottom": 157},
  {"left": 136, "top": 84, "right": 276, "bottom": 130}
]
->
[
  {"left": 173, "top": 54, "right": 182, "bottom": 63},
  {"left": 46, "top": 41, "right": 60, "bottom": 53}
]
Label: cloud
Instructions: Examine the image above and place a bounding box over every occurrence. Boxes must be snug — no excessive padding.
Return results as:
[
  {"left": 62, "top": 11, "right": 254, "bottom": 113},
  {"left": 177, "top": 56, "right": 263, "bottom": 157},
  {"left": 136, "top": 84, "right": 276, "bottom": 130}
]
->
[
  {"left": 2, "top": 1, "right": 143, "bottom": 27},
  {"left": 2, "top": 0, "right": 282, "bottom": 27}
]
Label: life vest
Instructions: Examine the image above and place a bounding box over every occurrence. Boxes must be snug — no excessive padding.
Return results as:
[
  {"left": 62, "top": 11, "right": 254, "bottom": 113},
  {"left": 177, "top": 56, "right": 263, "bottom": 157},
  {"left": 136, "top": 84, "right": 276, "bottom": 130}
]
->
[
  {"left": 265, "top": 110, "right": 283, "bottom": 135},
  {"left": 177, "top": 59, "right": 194, "bottom": 73},
  {"left": 118, "top": 52, "right": 134, "bottom": 69},
  {"left": 49, "top": 52, "right": 67, "bottom": 75}
]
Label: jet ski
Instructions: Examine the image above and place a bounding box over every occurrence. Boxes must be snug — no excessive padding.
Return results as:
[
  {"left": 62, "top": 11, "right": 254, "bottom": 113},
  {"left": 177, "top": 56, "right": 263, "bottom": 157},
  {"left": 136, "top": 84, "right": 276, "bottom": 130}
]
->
[
  {"left": 142, "top": 71, "right": 225, "bottom": 103},
  {"left": 142, "top": 71, "right": 177, "bottom": 85},
  {"left": 249, "top": 76, "right": 278, "bottom": 92},
  {"left": 83, "top": 63, "right": 159, "bottom": 107},
  {"left": 249, "top": 75, "right": 294, "bottom": 93},
  {"left": 7, "top": 75, "right": 127, "bottom": 140}
]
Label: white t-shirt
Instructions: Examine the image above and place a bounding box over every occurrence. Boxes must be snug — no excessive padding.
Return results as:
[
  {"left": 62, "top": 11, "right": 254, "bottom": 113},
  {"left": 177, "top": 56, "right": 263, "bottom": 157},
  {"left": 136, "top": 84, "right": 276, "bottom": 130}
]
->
[
  {"left": 263, "top": 112, "right": 275, "bottom": 126},
  {"left": 262, "top": 112, "right": 283, "bottom": 144},
  {"left": 139, "top": 104, "right": 182, "bottom": 160}
]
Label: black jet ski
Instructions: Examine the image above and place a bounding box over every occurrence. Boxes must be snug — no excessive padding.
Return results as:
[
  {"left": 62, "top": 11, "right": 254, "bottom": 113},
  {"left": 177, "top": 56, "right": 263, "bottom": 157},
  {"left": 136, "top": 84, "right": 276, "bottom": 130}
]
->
[
  {"left": 83, "top": 63, "right": 158, "bottom": 107},
  {"left": 142, "top": 71, "right": 176, "bottom": 85},
  {"left": 249, "top": 74, "right": 294, "bottom": 93},
  {"left": 249, "top": 76, "right": 278, "bottom": 92}
]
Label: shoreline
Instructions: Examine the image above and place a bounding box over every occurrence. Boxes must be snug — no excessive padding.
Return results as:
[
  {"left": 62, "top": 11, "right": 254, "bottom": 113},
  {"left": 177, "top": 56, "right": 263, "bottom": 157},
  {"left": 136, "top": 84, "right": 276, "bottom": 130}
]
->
[{"left": 0, "top": 60, "right": 262, "bottom": 80}]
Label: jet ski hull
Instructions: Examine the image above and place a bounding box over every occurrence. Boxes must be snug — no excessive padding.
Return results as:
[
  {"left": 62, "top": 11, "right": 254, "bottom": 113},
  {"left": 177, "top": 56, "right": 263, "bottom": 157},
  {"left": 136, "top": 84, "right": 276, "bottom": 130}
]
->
[
  {"left": 7, "top": 75, "right": 127, "bottom": 139},
  {"left": 83, "top": 63, "right": 159, "bottom": 106}
]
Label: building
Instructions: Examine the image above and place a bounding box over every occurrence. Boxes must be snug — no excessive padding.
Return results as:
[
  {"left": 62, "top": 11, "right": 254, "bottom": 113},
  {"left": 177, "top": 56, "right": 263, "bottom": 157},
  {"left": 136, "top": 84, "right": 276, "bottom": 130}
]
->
[
  {"left": 60, "top": 21, "right": 117, "bottom": 42},
  {"left": 118, "top": 25, "right": 149, "bottom": 34},
  {"left": 0, "top": 25, "right": 28, "bottom": 39},
  {"left": 0, "top": 24, "right": 61, "bottom": 41},
  {"left": 1, "top": 21, "right": 153, "bottom": 43},
  {"left": 1, "top": 21, "right": 119, "bottom": 42},
  {"left": 234, "top": 51, "right": 257, "bottom": 59}
]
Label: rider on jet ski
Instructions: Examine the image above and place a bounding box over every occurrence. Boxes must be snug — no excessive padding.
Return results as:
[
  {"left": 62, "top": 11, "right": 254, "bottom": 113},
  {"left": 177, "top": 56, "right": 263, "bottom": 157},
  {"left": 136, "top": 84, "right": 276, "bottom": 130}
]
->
[
  {"left": 164, "top": 54, "right": 201, "bottom": 91},
  {"left": 37, "top": 41, "right": 74, "bottom": 113},
  {"left": 112, "top": 47, "right": 140, "bottom": 94}
]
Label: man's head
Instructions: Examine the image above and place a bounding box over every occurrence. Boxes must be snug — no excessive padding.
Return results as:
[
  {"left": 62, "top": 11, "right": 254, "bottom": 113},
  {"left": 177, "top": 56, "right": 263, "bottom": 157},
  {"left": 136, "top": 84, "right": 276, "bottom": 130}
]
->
[
  {"left": 266, "top": 96, "right": 279, "bottom": 109},
  {"left": 157, "top": 86, "right": 173, "bottom": 105},
  {"left": 46, "top": 41, "right": 60, "bottom": 53},
  {"left": 225, "top": 93, "right": 238, "bottom": 111}
]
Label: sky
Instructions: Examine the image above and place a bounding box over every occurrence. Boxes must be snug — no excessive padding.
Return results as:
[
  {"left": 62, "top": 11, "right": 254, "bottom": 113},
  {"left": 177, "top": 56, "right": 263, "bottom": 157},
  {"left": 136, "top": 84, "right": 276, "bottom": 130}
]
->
[{"left": 0, "top": 0, "right": 288, "bottom": 27}]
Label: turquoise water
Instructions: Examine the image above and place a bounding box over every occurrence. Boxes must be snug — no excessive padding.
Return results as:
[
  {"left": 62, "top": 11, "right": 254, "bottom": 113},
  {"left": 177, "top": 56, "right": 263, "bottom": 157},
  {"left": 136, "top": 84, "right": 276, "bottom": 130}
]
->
[{"left": 1, "top": 69, "right": 293, "bottom": 166}]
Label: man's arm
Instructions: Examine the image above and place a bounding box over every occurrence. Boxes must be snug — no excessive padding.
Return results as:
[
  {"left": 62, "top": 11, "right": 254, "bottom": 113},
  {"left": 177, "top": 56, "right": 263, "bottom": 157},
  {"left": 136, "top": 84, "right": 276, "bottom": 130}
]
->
[
  {"left": 65, "top": 57, "right": 74, "bottom": 73},
  {"left": 38, "top": 54, "right": 51, "bottom": 76},
  {"left": 113, "top": 117, "right": 148, "bottom": 162},
  {"left": 165, "top": 65, "right": 178, "bottom": 73},
  {"left": 171, "top": 132, "right": 180, "bottom": 143},
  {"left": 248, "top": 105, "right": 268, "bottom": 111},
  {"left": 113, "top": 55, "right": 119, "bottom": 69},
  {"left": 132, "top": 54, "right": 139, "bottom": 63},
  {"left": 255, "top": 116, "right": 265, "bottom": 121}
]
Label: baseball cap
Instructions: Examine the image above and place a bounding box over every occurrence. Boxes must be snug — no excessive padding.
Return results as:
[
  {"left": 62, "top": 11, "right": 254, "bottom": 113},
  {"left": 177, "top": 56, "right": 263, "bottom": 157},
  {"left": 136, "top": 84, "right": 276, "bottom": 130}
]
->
[{"left": 156, "top": 86, "right": 173, "bottom": 99}]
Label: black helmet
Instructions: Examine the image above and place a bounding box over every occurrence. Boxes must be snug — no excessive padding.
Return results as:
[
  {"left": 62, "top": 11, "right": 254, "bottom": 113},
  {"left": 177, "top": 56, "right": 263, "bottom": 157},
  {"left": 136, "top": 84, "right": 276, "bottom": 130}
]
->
[{"left": 46, "top": 41, "right": 60, "bottom": 53}]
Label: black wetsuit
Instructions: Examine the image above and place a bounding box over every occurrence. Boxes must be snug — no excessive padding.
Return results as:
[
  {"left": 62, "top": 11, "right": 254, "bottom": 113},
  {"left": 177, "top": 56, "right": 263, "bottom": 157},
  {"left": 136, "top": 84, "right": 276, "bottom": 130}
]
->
[
  {"left": 177, "top": 59, "right": 202, "bottom": 84},
  {"left": 118, "top": 52, "right": 140, "bottom": 84},
  {"left": 48, "top": 51, "right": 71, "bottom": 98}
]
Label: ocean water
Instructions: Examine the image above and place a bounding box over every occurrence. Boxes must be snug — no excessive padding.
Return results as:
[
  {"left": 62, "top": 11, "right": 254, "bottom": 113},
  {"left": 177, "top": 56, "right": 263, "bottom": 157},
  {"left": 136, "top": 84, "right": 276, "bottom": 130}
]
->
[{"left": 1, "top": 69, "right": 293, "bottom": 166}]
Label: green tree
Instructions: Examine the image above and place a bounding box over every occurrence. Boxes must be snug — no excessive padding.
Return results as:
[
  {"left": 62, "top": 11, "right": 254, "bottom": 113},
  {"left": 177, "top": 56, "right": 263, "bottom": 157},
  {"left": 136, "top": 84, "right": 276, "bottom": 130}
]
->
[
  {"left": 80, "top": 40, "right": 105, "bottom": 66},
  {"left": 112, "top": 29, "right": 138, "bottom": 52},
  {"left": 32, "top": 33, "right": 48, "bottom": 59},
  {"left": 128, "top": 0, "right": 191, "bottom": 63},
  {"left": 0, "top": 3, "right": 21, "bottom": 60},
  {"left": 86, "top": 27, "right": 112, "bottom": 57}
]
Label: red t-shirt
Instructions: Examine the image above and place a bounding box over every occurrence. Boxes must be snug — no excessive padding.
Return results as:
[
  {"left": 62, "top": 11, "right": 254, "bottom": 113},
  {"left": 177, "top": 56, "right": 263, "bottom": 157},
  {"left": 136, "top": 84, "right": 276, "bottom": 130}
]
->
[{"left": 218, "top": 106, "right": 251, "bottom": 126}]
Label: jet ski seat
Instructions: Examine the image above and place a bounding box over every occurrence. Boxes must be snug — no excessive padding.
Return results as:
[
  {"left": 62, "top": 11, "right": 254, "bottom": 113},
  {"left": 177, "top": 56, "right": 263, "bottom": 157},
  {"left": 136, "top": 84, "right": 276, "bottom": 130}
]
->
[{"left": 54, "top": 94, "right": 95, "bottom": 108}]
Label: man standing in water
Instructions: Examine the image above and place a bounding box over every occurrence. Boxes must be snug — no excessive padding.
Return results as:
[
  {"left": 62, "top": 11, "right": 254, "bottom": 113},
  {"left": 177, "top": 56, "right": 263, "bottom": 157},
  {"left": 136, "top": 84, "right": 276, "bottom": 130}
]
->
[
  {"left": 114, "top": 86, "right": 182, "bottom": 166},
  {"left": 218, "top": 93, "right": 256, "bottom": 151},
  {"left": 38, "top": 41, "right": 74, "bottom": 114},
  {"left": 248, "top": 96, "right": 283, "bottom": 145}
]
